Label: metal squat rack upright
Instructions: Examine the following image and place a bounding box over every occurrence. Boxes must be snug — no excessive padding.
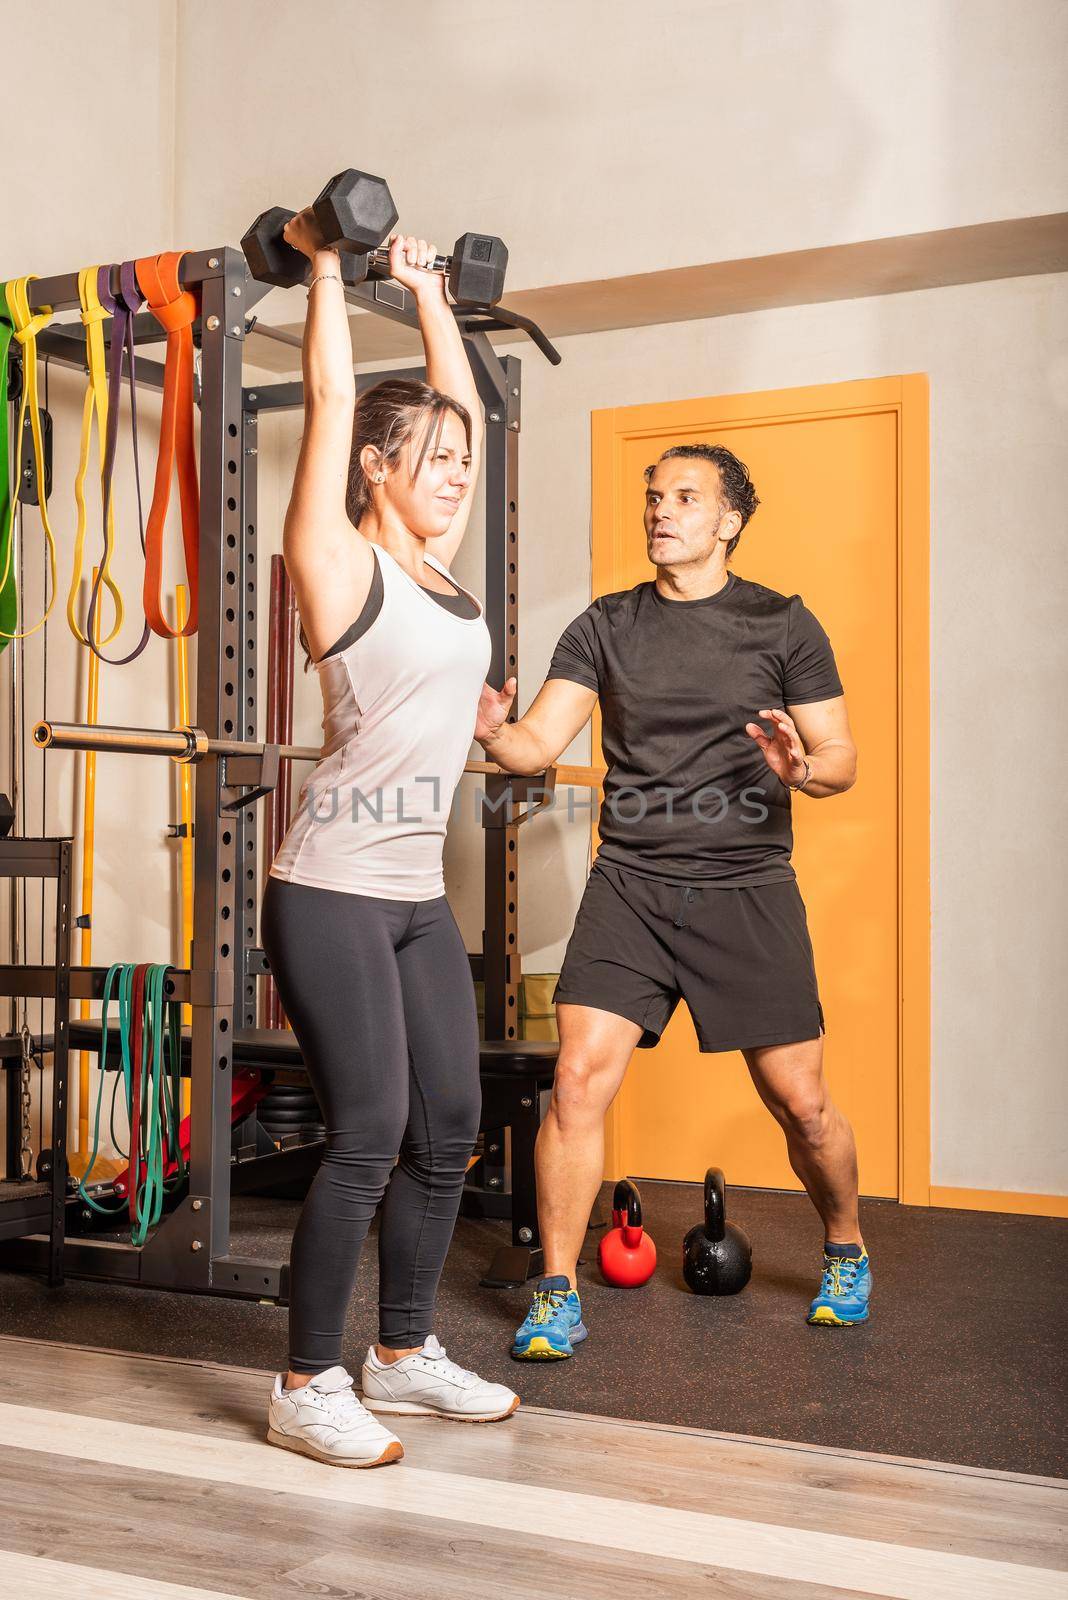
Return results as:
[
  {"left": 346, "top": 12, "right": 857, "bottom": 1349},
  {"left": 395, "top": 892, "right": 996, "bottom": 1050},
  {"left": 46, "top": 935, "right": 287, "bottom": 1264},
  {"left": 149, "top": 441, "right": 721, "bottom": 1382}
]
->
[{"left": 0, "top": 249, "right": 561, "bottom": 1299}]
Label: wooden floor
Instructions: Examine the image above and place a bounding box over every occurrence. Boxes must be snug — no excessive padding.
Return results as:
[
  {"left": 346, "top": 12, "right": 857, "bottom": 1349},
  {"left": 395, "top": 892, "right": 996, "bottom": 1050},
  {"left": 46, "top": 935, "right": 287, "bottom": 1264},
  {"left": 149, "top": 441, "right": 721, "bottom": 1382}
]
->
[{"left": 0, "top": 1336, "right": 1064, "bottom": 1599}]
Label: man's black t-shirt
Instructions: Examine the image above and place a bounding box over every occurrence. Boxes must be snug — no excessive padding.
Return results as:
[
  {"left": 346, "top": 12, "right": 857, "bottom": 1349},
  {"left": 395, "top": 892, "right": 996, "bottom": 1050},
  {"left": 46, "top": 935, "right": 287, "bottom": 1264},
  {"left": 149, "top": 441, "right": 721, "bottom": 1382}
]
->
[{"left": 547, "top": 573, "right": 843, "bottom": 887}]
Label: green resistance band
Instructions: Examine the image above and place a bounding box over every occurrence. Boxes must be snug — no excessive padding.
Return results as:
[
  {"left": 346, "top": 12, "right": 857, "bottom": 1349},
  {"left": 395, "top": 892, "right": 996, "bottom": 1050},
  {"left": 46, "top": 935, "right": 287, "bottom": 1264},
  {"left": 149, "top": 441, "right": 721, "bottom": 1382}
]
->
[{"left": 77, "top": 963, "right": 186, "bottom": 1242}]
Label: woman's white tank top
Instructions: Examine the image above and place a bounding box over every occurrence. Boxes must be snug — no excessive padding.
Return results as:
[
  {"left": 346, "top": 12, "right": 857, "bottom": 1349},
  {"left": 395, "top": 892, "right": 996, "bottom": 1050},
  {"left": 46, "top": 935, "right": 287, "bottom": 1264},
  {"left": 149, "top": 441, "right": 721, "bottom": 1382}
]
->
[{"left": 269, "top": 542, "right": 491, "bottom": 900}]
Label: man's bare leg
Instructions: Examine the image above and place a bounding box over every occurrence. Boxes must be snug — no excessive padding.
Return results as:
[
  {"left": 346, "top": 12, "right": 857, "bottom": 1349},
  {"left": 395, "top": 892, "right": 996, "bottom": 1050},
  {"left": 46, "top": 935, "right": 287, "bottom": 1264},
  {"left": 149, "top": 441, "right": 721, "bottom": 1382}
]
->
[
  {"left": 537, "top": 1004, "right": 642, "bottom": 1286},
  {"left": 743, "top": 1035, "right": 863, "bottom": 1247}
]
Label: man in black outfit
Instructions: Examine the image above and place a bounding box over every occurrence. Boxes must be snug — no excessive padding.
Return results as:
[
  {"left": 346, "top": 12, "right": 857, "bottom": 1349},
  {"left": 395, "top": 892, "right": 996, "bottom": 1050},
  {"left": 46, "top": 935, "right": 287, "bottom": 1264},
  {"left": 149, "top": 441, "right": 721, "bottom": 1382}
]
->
[{"left": 475, "top": 443, "right": 871, "bottom": 1358}]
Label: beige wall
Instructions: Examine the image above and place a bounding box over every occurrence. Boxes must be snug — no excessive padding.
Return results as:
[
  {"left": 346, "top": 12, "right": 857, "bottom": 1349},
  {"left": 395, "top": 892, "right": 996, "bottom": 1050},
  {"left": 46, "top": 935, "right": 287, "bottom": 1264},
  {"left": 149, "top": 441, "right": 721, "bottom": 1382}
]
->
[
  {"left": 0, "top": 0, "right": 177, "bottom": 278},
  {"left": 172, "top": 0, "right": 1068, "bottom": 288}
]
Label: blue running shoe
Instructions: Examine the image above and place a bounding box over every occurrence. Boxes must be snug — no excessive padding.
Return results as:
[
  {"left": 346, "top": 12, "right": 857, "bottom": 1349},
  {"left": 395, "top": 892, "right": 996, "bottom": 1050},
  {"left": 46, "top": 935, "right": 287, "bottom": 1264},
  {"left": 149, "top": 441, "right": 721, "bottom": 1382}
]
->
[
  {"left": 808, "top": 1246, "right": 872, "bottom": 1325},
  {"left": 511, "top": 1275, "right": 588, "bottom": 1360}
]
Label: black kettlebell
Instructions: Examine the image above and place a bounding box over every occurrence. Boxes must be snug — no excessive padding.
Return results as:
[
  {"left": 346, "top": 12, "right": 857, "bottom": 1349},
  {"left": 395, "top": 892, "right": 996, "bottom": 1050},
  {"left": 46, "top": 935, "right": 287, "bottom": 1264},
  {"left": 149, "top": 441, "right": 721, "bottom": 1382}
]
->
[{"left": 682, "top": 1167, "right": 752, "bottom": 1295}]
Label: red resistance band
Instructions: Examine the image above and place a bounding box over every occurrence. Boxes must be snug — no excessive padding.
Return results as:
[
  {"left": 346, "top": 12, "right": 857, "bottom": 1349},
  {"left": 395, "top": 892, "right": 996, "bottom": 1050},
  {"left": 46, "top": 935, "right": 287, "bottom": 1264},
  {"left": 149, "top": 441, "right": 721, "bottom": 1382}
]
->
[{"left": 135, "top": 252, "right": 200, "bottom": 638}]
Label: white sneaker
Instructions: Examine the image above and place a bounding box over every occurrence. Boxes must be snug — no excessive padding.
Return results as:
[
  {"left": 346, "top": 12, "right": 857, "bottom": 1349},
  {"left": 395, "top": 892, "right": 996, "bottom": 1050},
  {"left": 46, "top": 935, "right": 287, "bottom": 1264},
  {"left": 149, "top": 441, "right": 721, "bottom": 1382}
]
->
[
  {"left": 267, "top": 1365, "right": 404, "bottom": 1467},
  {"left": 361, "top": 1334, "right": 520, "bottom": 1423}
]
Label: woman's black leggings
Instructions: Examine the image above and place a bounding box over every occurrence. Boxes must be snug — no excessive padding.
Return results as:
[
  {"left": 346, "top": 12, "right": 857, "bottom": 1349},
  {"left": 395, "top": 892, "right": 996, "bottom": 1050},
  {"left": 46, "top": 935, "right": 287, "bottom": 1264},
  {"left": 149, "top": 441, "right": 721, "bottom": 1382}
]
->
[{"left": 260, "top": 875, "right": 481, "bottom": 1372}]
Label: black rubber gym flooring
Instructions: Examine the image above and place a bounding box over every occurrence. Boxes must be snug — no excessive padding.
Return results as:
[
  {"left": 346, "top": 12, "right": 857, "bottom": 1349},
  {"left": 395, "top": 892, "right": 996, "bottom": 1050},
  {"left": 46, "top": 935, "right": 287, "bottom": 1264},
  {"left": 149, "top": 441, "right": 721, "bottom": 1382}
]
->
[{"left": 0, "top": 1182, "right": 1064, "bottom": 1477}]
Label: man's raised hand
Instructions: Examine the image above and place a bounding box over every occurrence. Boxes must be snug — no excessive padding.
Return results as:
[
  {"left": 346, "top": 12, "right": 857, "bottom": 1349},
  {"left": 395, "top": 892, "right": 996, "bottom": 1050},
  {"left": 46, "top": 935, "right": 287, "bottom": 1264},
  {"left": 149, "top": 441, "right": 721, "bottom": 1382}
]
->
[{"left": 745, "top": 707, "right": 809, "bottom": 787}]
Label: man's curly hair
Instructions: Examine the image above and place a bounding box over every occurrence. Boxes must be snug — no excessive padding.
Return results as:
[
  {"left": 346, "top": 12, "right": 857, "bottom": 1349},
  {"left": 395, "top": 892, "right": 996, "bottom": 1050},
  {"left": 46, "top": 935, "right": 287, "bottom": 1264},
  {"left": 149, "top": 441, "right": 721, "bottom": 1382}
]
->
[{"left": 644, "top": 443, "right": 760, "bottom": 560}]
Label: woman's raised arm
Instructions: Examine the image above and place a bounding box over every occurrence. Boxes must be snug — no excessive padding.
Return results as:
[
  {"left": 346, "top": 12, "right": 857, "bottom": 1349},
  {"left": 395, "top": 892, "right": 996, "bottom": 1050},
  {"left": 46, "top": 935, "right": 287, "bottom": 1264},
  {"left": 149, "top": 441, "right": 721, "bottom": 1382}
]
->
[
  {"left": 281, "top": 214, "right": 372, "bottom": 656},
  {"left": 386, "top": 234, "right": 485, "bottom": 569}
]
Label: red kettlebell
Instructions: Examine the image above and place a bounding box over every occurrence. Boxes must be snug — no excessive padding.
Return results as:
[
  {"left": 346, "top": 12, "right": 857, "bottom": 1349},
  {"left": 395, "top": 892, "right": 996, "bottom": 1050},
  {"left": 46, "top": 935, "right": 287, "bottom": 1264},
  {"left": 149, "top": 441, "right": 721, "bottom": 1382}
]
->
[{"left": 598, "top": 1178, "right": 657, "bottom": 1287}]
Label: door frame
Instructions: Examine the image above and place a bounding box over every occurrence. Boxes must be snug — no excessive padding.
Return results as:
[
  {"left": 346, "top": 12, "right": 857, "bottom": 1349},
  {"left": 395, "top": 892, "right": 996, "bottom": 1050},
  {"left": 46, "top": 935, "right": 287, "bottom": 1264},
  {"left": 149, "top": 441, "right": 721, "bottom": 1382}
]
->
[{"left": 590, "top": 374, "right": 931, "bottom": 1206}]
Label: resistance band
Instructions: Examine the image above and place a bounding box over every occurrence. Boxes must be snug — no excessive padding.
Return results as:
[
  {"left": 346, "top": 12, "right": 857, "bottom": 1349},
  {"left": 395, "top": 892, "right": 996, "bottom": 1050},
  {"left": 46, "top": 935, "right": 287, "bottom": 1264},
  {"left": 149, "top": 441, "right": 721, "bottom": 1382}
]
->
[
  {"left": 127, "top": 963, "right": 147, "bottom": 1224},
  {"left": 86, "top": 261, "right": 153, "bottom": 665},
  {"left": 135, "top": 252, "right": 200, "bottom": 638},
  {"left": 65, "top": 267, "right": 124, "bottom": 648},
  {"left": 76, "top": 962, "right": 185, "bottom": 1244},
  {"left": 75, "top": 562, "right": 103, "bottom": 1153},
  {"left": 0, "top": 284, "right": 18, "bottom": 646},
  {"left": 0, "top": 275, "right": 58, "bottom": 640}
]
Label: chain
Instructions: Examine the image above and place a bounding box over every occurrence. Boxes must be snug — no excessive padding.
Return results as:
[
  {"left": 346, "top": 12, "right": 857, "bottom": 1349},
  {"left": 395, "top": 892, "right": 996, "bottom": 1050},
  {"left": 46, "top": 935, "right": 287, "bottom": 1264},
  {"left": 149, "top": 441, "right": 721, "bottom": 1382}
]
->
[{"left": 18, "top": 1021, "right": 34, "bottom": 1180}]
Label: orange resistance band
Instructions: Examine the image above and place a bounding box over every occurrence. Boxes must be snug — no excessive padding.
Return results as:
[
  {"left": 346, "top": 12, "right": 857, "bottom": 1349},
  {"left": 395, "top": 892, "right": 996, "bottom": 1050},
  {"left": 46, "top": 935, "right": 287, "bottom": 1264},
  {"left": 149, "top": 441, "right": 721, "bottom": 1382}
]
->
[{"left": 135, "top": 253, "right": 200, "bottom": 638}]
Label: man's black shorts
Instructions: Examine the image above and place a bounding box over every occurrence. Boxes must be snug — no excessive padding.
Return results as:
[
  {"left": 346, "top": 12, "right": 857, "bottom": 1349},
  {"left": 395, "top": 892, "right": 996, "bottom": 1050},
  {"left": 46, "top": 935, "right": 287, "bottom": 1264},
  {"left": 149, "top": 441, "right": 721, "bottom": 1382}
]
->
[{"left": 554, "top": 860, "right": 825, "bottom": 1053}]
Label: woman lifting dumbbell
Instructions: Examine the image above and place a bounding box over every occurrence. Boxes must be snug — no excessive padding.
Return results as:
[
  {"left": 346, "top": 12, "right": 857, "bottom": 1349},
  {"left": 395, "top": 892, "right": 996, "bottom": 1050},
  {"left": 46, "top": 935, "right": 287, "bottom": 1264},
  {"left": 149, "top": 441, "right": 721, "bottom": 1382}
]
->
[{"left": 260, "top": 209, "right": 519, "bottom": 1468}]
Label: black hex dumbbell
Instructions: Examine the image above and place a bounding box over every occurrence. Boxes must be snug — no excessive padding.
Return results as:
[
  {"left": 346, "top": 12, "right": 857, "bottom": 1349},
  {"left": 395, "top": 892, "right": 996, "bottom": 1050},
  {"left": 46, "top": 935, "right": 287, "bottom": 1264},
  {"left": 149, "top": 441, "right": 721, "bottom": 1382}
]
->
[
  {"left": 360, "top": 231, "right": 508, "bottom": 306},
  {"left": 242, "top": 168, "right": 399, "bottom": 289}
]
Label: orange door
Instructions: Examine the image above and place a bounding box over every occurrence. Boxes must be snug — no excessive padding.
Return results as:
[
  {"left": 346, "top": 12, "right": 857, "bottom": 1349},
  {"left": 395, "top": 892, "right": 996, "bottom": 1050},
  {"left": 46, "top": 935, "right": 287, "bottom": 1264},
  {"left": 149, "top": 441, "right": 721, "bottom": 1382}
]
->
[{"left": 592, "top": 377, "right": 930, "bottom": 1200}]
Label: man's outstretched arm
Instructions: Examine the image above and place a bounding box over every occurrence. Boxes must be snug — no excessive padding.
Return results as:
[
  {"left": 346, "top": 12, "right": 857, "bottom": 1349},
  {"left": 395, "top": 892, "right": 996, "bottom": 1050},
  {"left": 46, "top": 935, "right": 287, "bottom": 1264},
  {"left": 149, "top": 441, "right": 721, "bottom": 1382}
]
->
[{"left": 476, "top": 676, "right": 599, "bottom": 775}]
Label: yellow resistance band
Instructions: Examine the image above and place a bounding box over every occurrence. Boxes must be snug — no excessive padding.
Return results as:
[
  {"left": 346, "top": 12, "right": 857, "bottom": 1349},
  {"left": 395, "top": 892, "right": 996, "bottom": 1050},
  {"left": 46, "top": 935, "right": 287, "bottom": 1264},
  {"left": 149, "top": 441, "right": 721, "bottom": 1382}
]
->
[
  {"left": 0, "top": 275, "right": 57, "bottom": 639},
  {"left": 67, "top": 266, "right": 123, "bottom": 646}
]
